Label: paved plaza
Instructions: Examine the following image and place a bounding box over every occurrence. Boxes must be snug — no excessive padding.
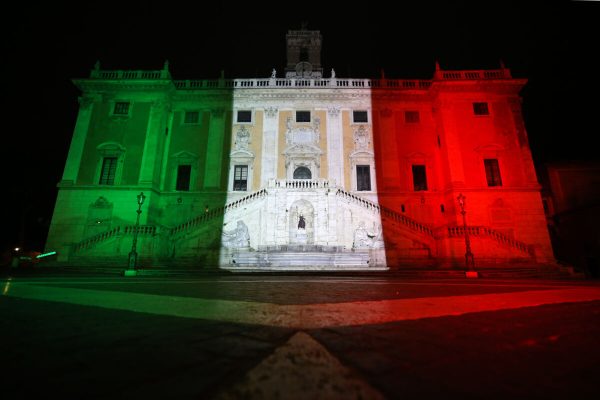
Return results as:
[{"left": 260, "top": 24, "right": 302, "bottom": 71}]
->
[{"left": 1, "top": 271, "right": 599, "bottom": 399}]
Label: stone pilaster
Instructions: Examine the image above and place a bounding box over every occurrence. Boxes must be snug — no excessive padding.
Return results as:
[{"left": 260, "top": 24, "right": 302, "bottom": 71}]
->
[
  {"left": 159, "top": 109, "right": 175, "bottom": 191},
  {"left": 203, "top": 109, "right": 226, "bottom": 189},
  {"left": 139, "top": 100, "right": 168, "bottom": 187},
  {"left": 434, "top": 98, "right": 466, "bottom": 188},
  {"left": 61, "top": 95, "right": 96, "bottom": 185},
  {"left": 326, "top": 106, "right": 344, "bottom": 188},
  {"left": 261, "top": 107, "right": 279, "bottom": 187}
]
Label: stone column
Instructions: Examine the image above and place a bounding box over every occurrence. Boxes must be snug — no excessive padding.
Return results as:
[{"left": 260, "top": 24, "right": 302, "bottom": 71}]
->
[
  {"left": 204, "top": 109, "right": 226, "bottom": 189},
  {"left": 261, "top": 106, "right": 279, "bottom": 187},
  {"left": 139, "top": 100, "right": 168, "bottom": 187},
  {"left": 60, "top": 95, "right": 96, "bottom": 185}
]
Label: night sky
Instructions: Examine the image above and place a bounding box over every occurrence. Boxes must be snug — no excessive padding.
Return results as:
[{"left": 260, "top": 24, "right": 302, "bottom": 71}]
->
[{"left": 1, "top": 0, "right": 597, "bottom": 251}]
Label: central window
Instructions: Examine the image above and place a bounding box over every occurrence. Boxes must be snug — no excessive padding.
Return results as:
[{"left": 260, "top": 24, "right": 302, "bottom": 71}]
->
[
  {"left": 473, "top": 102, "right": 489, "bottom": 116},
  {"left": 237, "top": 110, "right": 252, "bottom": 123},
  {"left": 176, "top": 165, "right": 191, "bottom": 191},
  {"left": 484, "top": 159, "right": 502, "bottom": 186},
  {"left": 99, "top": 157, "right": 117, "bottom": 185},
  {"left": 113, "top": 102, "right": 130, "bottom": 116},
  {"left": 356, "top": 165, "right": 371, "bottom": 191},
  {"left": 233, "top": 165, "right": 248, "bottom": 191},
  {"left": 296, "top": 111, "right": 311, "bottom": 123},
  {"left": 293, "top": 166, "right": 311, "bottom": 179},
  {"left": 353, "top": 111, "right": 368, "bottom": 123},
  {"left": 412, "top": 165, "right": 428, "bottom": 191},
  {"left": 184, "top": 111, "right": 199, "bottom": 124}
]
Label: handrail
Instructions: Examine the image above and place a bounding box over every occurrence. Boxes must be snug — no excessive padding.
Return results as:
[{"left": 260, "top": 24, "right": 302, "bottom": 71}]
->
[
  {"left": 72, "top": 224, "right": 160, "bottom": 253},
  {"left": 73, "top": 226, "right": 121, "bottom": 252},
  {"left": 173, "top": 78, "right": 432, "bottom": 90},
  {"left": 268, "top": 179, "right": 332, "bottom": 189},
  {"left": 334, "top": 188, "right": 434, "bottom": 236},
  {"left": 169, "top": 189, "right": 268, "bottom": 235},
  {"left": 448, "top": 226, "right": 534, "bottom": 255}
]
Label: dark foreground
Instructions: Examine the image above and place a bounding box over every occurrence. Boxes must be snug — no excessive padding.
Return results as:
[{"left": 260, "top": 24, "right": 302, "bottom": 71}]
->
[{"left": 1, "top": 272, "right": 599, "bottom": 399}]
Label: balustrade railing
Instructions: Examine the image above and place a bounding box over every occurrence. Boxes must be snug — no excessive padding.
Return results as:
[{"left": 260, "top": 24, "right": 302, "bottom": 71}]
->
[
  {"left": 334, "top": 188, "right": 434, "bottom": 236},
  {"left": 73, "top": 226, "right": 121, "bottom": 253},
  {"left": 170, "top": 188, "right": 268, "bottom": 235},
  {"left": 90, "top": 69, "right": 170, "bottom": 80},
  {"left": 88, "top": 66, "right": 511, "bottom": 88},
  {"left": 123, "top": 225, "right": 157, "bottom": 235},
  {"left": 448, "top": 226, "right": 533, "bottom": 255},
  {"left": 269, "top": 179, "right": 332, "bottom": 189},
  {"left": 437, "top": 68, "right": 511, "bottom": 80},
  {"left": 173, "top": 78, "right": 433, "bottom": 90}
]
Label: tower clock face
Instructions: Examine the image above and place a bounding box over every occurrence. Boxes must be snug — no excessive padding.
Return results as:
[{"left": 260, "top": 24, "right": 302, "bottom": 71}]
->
[{"left": 295, "top": 61, "right": 313, "bottom": 77}]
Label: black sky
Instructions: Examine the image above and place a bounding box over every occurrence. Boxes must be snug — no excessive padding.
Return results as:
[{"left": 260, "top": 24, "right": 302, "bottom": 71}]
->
[{"left": 1, "top": 0, "right": 598, "bottom": 251}]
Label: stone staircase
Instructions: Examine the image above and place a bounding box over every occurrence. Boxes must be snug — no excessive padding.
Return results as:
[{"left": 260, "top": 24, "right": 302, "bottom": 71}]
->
[{"left": 222, "top": 245, "right": 384, "bottom": 271}]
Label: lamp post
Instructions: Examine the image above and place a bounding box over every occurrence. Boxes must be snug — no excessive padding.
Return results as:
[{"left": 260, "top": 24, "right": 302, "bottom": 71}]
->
[
  {"left": 457, "top": 193, "right": 475, "bottom": 272},
  {"left": 127, "top": 192, "right": 146, "bottom": 272}
]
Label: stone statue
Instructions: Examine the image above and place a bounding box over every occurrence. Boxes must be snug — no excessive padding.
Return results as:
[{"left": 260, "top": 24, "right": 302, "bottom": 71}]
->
[
  {"left": 271, "top": 68, "right": 277, "bottom": 79},
  {"left": 298, "top": 215, "right": 306, "bottom": 230},
  {"left": 353, "top": 221, "right": 383, "bottom": 249},
  {"left": 331, "top": 68, "right": 336, "bottom": 79},
  {"left": 221, "top": 220, "right": 250, "bottom": 248}
]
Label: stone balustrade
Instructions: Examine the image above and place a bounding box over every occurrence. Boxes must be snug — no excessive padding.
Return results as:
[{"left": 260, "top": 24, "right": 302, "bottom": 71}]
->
[
  {"left": 435, "top": 68, "right": 511, "bottom": 80},
  {"left": 87, "top": 68, "right": 511, "bottom": 89},
  {"left": 269, "top": 179, "right": 332, "bottom": 189},
  {"left": 448, "top": 226, "right": 533, "bottom": 255},
  {"left": 173, "top": 78, "right": 432, "bottom": 90},
  {"left": 170, "top": 188, "right": 268, "bottom": 235},
  {"left": 334, "top": 188, "right": 434, "bottom": 236},
  {"left": 90, "top": 69, "right": 170, "bottom": 80},
  {"left": 73, "top": 226, "right": 121, "bottom": 252}
]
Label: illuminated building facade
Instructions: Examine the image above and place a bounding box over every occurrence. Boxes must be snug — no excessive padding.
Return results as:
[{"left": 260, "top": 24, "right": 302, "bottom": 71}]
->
[{"left": 46, "top": 29, "right": 554, "bottom": 270}]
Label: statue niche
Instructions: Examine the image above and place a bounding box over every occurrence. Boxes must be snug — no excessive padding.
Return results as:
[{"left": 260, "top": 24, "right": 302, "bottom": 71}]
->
[{"left": 289, "top": 200, "right": 314, "bottom": 245}]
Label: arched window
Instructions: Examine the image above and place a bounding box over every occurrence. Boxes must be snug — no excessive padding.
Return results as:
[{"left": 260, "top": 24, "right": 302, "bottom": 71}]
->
[{"left": 293, "top": 166, "right": 311, "bottom": 179}]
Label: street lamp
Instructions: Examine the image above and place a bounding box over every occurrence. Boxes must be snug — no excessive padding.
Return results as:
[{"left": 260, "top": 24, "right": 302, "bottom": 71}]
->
[
  {"left": 127, "top": 192, "right": 146, "bottom": 271},
  {"left": 457, "top": 193, "right": 475, "bottom": 271}
]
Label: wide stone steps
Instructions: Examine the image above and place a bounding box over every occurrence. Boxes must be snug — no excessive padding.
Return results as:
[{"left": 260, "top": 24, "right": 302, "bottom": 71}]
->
[{"left": 225, "top": 249, "right": 385, "bottom": 271}]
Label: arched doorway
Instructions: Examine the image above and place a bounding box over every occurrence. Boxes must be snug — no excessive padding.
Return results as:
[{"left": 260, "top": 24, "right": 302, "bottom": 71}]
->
[{"left": 293, "top": 166, "right": 312, "bottom": 179}]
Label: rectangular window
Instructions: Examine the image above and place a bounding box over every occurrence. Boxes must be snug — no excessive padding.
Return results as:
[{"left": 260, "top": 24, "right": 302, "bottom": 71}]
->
[
  {"left": 176, "top": 165, "right": 191, "bottom": 191},
  {"left": 405, "top": 111, "right": 420, "bottom": 123},
  {"left": 237, "top": 110, "right": 252, "bottom": 123},
  {"left": 412, "top": 165, "right": 428, "bottom": 191},
  {"left": 353, "top": 110, "right": 368, "bottom": 123},
  {"left": 184, "top": 111, "right": 199, "bottom": 124},
  {"left": 99, "top": 157, "right": 117, "bottom": 185},
  {"left": 473, "top": 102, "right": 489, "bottom": 116},
  {"left": 296, "top": 110, "right": 311, "bottom": 122},
  {"left": 113, "top": 102, "right": 130, "bottom": 115},
  {"left": 356, "top": 165, "right": 371, "bottom": 191},
  {"left": 484, "top": 159, "right": 502, "bottom": 186},
  {"left": 233, "top": 165, "right": 248, "bottom": 191}
]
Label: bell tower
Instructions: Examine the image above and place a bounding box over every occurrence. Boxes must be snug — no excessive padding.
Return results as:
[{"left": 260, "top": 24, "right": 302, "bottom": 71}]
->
[{"left": 285, "top": 26, "right": 323, "bottom": 78}]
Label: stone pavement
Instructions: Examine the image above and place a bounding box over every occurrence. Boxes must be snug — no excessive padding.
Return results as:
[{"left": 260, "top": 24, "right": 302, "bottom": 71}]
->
[{"left": 1, "top": 273, "right": 599, "bottom": 399}]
